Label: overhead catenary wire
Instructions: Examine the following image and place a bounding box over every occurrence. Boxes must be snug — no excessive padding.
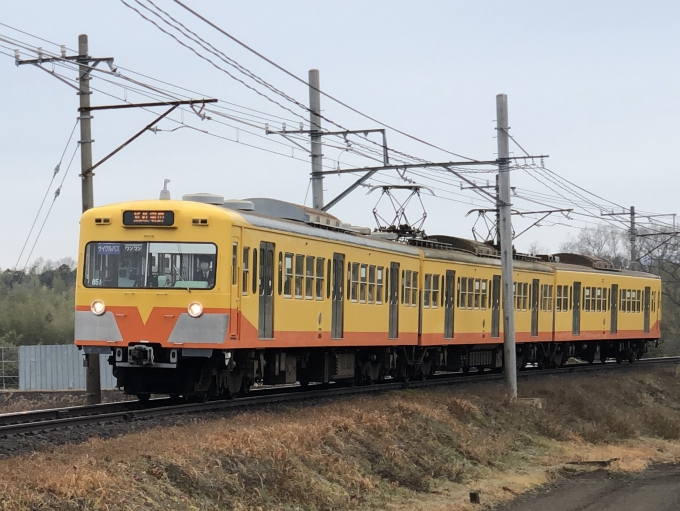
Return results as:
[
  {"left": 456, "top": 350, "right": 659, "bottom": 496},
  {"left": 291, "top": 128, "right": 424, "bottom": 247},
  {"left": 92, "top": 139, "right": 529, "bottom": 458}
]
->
[{"left": 13, "top": 119, "right": 79, "bottom": 272}]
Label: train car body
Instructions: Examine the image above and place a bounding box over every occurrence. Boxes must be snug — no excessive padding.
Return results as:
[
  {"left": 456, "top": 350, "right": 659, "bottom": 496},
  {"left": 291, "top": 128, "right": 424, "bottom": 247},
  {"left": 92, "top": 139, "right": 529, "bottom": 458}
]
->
[{"left": 74, "top": 194, "right": 661, "bottom": 398}]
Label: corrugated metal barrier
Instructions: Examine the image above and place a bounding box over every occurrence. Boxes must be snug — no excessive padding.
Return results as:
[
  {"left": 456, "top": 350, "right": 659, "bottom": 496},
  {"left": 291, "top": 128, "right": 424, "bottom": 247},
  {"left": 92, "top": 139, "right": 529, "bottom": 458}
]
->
[{"left": 18, "top": 345, "right": 117, "bottom": 390}]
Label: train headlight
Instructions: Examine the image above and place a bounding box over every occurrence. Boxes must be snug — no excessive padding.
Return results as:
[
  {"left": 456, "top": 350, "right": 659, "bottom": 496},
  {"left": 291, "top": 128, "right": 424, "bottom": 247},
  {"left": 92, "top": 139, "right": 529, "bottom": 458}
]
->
[
  {"left": 188, "top": 301, "right": 203, "bottom": 318},
  {"left": 91, "top": 300, "right": 106, "bottom": 316}
]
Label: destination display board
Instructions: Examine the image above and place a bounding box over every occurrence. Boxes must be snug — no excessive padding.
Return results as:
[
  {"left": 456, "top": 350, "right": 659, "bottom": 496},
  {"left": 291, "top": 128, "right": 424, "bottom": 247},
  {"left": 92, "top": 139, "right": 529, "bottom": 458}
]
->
[{"left": 122, "top": 210, "right": 174, "bottom": 226}]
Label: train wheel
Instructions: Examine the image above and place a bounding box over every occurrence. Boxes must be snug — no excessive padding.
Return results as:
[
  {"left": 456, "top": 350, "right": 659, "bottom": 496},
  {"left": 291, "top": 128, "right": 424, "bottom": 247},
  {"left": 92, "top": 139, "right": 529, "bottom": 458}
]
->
[
  {"left": 136, "top": 393, "right": 150, "bottom": 402},
  {"left": 616, "top": 352, "right": 624, "bottom": 364}
]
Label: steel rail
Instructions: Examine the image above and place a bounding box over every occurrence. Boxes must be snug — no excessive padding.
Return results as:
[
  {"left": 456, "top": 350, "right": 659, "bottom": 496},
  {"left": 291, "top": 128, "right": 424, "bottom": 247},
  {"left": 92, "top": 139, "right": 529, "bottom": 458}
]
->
[{"left": 1, "top": 357, "right": 678, "bottom": 437}]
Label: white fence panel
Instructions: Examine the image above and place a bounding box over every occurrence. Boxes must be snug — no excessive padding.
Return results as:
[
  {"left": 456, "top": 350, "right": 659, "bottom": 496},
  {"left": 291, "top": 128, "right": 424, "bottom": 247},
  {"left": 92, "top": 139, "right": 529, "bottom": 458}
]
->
[{"left": 19, "top": 345, "right": 117, "bottom": 390}]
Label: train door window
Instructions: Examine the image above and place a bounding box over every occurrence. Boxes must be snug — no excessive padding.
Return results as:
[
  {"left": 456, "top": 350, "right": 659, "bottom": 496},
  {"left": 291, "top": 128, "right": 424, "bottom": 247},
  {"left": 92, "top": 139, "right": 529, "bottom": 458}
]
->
[
  {"left": 351, "top": 263, "right": 359, "bottom": 302},
  {"left": 305, "top": 256, "right": 315, "bottom": 299},
  {"left": 278, "top": 252, "right": 283, "bottom": 296},
  {"left": 424, "top": 274, "right": 432, "bottom": 308},
  {"left": 232, "top": 242, "right": 238, "bottom": 285},
  {"left": 252, "top": 249, "right": 258, "bottom": 295},
  {"left": 242, "top": 247, "right": 250, "bottom": 295},
  {"left": 432, "top": 274, "right": 440, "bottom": 308},
  {"left": 360, "top": 264, "right": 368, "bottom": 303},
  {"left": 481, "top": 279, "right": 488, "bottom": 309},
  {"left": 368, "top": 265, "right": 376, "bottom": 304},
  {"left": 326, "top": 259, "right": 331, "bottom": 299},
  {"left": 294, "top": 255, "right": 304, "bottom": 299},
  {"left": 283, "top": 253, "right": 293, "bottom": 298},
  {"left": 376, "top": 267, "right": 384, "bottom": 304},
  {"left": 316, "top": 258, "right": 325, "bottom": 300}
]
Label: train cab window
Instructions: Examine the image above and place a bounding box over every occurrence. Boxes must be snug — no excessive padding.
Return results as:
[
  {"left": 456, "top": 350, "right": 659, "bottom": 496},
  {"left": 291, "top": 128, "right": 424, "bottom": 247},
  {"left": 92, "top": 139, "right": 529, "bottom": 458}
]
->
[
  {"left": 377, "top": 267, "right": 384, "bottom": 304},
  {"left": 83, "top": 241, "right": 217, "bottom": 289},
  {"left": 252, "top": 249, "right": 258, "bottom": 295},
  {"left": 232, "top": 243, "right": 238, "bottom": 286},
  {"left": 316, "top": 258, "right": 325, "bottom": 300},
  {"left": 351, "top": 263, "right": 359, "bottom": 302},
  {"left": 360, "top": 264, "right": 368, "bottom": 303},
  {"left": 242, "top": 247, "right": 250, "bottom": 295},
  {"left": 283, "top": 253, "right": 293, "bottom": 298},
  {"left": 368, "top": 265, "right": 376, "bottom": 304},
  {"left": 305, "top": 256, "right": 315, "bottom": 299}
]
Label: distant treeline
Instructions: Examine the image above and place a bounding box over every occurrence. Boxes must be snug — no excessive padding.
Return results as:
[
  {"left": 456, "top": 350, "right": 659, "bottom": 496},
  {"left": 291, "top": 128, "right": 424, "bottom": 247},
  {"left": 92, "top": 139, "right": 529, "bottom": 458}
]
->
[{"left": 0, "top": 258, "right": 76, "bottom": 346}]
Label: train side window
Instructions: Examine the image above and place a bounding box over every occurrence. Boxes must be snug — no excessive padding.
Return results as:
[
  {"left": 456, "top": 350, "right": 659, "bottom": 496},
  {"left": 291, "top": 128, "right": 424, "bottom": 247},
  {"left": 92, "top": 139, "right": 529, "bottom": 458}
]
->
[
  {"left": 283, "top": 253, "right": 293, "bottom": 298},
  {"left": 278, "top": 252, "right": 283, "bottom": 296},
  {"left": 376, "top": 267, "right": 384, "bottom": 304},
  {"left": 412, "top": 272, "right": 419, "bottom": 306},
  {"left": 368, "top": 265, "right": 376, "bottom": 304},
  {"left": 403, "top": 270, "right": 412, "bottom": 306},
  {"left": 294, "top": 255, "right": 304, "bottom": 299},
  {"left": 242, "top": 247, "right": 250, "bottom": 295},
  {"left": 360, "top": 264, "right": 368, "bottom": 303},
  {"left": 432, "top": 274, "right": 440, "bottom": 309},
  {"left": 305, "top": 256, "right": 315, "bottom": 299},
  {"left": 232, "top": 242, "right": 238, "bottom": 286},
  {"left": 401, "top": 270, "right": 406, "bottom": 305},
  {"left": 584, "top": 287, "right": 591, "bottom": 312},
  {"left": 556, "top": 286, "right": 562, "bottom": 312},
  {"left": 481, "top": 279, "right": 487, "bottom": 309},
  {"left": 603, "top": 288, "right": 608, "bottom": 312},
  {"left": 442, "top": 275, "right": 446, "bottom": 307},
  {"left": 252, "top": 249, "right": 258, "bottom": 295},
  {"left": 473, "top": 278, "right": 481, "bottom": 309},
  {"left": 347, "top": 263, "right": 351, "bottom": 300},
  {"left": 457, "top": 277, "right": 463, "bottom": 308},
  {"left": 468, "top": 278, "right": 474, "bottom": 309},
  {"left": 316, "top": 257, "right": 325, "bottom": 300},
  {"left": 384, "top": 268, "right": 389, "bottom": 304},
  {"left": 424, "top": 274, "right": 431, "bottom": 308},
  {"left": 326, "top": 259, "right": 331, "bottom": 299},
  {"left": 637, "top": 290, "right": 642, "bottom": 313},
  {"left": 351, "top": 263, "right": 359, "bottom": 302}
]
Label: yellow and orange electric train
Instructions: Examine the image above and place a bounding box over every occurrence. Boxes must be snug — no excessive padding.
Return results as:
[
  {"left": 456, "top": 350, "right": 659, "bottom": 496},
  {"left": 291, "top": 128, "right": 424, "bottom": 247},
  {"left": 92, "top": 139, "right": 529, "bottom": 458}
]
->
[{"left": 74, "top": 193, "right": 661, "bottom": 399}]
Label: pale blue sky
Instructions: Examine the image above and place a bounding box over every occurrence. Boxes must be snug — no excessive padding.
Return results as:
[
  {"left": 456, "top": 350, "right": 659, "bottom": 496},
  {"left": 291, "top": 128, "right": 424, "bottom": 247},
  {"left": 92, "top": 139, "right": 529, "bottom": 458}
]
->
[{"left": 1, "top": 1, "right": 678, "bottom": 269}]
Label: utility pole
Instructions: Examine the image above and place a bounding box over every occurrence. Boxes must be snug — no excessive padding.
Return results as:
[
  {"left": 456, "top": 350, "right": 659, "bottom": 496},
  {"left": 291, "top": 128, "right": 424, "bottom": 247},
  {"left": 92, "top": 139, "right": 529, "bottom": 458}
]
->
[
  {"left": 629, "top": 206, "right": 637, "bottom": 266},
  {"left": 496, "top": 93, "right": 517, "bottom": 398},
  {"left": 309, "top": 69, "right": 324, "bottom": 209},
  {"left": 78, "top": 34, "right": 101, "bottom": 405}
]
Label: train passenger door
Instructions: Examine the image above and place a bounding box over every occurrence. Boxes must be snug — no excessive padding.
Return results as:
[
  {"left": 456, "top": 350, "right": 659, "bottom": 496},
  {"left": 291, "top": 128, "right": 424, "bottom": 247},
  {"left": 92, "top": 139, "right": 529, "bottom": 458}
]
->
[
  {"left": 258, "top": 242, "right": 275, "bottom": 339},
  {"left": 491, "top": 275, "right": 501, "bottom": 338},
  {"left": 331, "top": 253, "right": 344, "bottom": 339},
  {"left": 610, "top": 284, "right": 618, "bottom": 334},
  {"left": 644, "top": 286, "right": 651, "bottom": 334},
  {"left": 572, "top": 281, "right": 581, "bottom": 335},
  {"left": 444, "top": 270, "right": 455, "bottom": 339},
  {"left": 531, "top": 279, "right": 539, "bottom": 337},
  {"left": 389, "top": 262, "right": 400, "bottom": 339}
]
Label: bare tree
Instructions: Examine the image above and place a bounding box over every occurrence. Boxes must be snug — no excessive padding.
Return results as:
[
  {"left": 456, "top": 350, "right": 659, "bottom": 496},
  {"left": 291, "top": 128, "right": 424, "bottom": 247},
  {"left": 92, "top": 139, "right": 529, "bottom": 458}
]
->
[{"left": 559, "top": 224, "right": 628, "bottom": 260}]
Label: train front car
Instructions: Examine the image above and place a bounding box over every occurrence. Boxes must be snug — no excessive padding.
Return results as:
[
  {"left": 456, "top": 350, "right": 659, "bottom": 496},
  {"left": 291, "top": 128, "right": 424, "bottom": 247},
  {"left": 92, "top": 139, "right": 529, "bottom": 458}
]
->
[{"left": 75, "top": 199, "right": 235, "bottom": 400}]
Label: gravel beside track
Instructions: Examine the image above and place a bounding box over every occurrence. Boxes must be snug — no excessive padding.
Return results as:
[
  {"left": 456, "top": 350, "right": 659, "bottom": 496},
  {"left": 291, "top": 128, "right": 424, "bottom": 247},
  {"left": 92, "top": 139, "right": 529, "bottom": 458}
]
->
[{"left": 0, "top": 356, "right": 677, "bottom": 458}]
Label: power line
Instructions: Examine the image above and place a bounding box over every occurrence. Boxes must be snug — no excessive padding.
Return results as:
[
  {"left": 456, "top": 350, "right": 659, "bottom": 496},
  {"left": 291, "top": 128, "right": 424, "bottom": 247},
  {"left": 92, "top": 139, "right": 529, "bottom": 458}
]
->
[{"left": 13, "top": 119, "right": 79, "bottom": 272}]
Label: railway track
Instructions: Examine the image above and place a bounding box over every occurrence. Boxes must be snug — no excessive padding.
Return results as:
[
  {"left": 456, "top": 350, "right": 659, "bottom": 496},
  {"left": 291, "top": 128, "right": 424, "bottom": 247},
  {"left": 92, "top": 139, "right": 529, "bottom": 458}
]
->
[{"left": 1, "top": 356, "right": 678, "bottom": 437}]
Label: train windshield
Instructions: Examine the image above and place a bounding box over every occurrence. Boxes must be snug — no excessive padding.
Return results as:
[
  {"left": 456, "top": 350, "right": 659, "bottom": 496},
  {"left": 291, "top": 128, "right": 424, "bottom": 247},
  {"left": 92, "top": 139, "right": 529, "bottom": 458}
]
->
[{"left": 83, "top": 242, "right": 217, "bottom": 289}]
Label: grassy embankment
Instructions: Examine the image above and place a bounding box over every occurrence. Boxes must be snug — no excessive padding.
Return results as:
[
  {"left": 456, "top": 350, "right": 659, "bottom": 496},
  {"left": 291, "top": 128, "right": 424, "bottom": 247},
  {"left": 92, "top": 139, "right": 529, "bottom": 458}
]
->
[{"left": 2, "top": 367, "right": 680, "bottom": 510}]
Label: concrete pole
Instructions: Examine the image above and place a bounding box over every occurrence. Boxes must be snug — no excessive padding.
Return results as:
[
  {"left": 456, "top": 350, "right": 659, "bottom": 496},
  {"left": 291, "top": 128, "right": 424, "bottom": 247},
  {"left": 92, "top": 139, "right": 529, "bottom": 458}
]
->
[
  {"left": 79, "top": 34, "right": 101, "bottom": 405},
  {"left": 309, "top": 69, "right": 324, "bottom": 210},
  {"left": 496, "top": 94, "right": 517, "bottom": 398}
]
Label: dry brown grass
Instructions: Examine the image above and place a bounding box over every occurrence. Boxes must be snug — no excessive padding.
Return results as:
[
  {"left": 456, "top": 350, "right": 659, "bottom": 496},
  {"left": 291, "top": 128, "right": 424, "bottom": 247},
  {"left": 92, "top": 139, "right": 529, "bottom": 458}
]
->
[{"left": 2, "top": 368, "right": 680, "bottom": 510}]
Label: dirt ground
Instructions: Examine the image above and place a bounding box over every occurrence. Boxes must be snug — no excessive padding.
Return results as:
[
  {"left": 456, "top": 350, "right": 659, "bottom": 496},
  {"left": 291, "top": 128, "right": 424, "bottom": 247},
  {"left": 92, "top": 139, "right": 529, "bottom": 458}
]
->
[
  {"left": 0, "top": 389, "right": 129, "bottom": 413},
  {"left": 492, "top": 464, "right": 680, "bottom": 511}
]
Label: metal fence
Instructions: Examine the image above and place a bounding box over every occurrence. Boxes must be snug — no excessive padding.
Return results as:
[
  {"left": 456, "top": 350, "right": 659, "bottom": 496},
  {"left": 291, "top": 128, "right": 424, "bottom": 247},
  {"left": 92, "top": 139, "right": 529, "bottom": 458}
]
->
[
  {"left": 18, "top": 345, "right": 116, "bottom": 390},
  {"left": 0, "top": 347, "right": 19, "bottom": 389}
]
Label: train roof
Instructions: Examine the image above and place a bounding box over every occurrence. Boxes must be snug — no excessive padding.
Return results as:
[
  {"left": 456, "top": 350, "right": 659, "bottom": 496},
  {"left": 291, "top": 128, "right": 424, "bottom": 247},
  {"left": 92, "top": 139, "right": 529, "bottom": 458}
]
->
[{"left": 84, "top": 196, "right": 658, "bottom": 280}]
